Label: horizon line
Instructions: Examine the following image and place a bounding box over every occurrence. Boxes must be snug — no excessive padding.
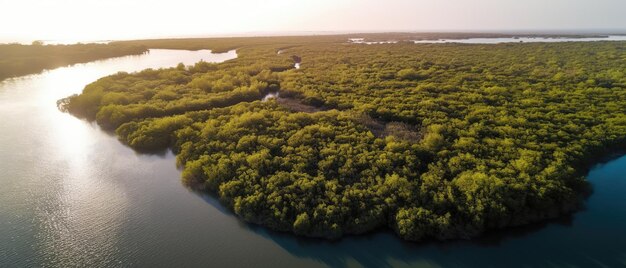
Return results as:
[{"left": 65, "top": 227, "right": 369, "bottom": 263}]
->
[{"left": 3, "top": 29, "right": 626, "bottom": 44}]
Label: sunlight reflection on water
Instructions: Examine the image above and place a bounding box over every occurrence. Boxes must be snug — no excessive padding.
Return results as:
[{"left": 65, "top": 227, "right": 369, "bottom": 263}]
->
[{"left": 0, "top": 49, "right": 237, "bottom": 267}]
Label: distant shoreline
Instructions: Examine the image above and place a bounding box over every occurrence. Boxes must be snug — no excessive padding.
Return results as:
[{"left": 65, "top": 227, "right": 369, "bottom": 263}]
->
[{"left": 2, "top": 31, "right": 626, "bottom": 45}]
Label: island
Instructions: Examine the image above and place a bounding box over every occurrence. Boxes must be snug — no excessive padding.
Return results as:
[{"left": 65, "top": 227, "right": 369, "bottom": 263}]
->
[{"left": 61, "top": 35, "right": 626, "bottom": 241}]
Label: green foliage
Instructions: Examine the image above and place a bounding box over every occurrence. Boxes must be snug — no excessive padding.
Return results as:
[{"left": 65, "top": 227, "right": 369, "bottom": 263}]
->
[
  {"left": 65, "top": 37, "right": 626, "bottom": 241},
  {"left": 0, "top": 43, "right": 147, "bottom": 81}
]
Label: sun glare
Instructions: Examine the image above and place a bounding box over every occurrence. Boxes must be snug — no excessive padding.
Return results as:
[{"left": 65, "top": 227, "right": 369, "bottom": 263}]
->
[{"left": 2, "top": 0, "right": 624, "bottom": 43}]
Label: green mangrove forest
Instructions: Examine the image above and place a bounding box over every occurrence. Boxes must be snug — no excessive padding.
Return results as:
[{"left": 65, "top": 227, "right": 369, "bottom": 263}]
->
[
  {"left": 0, "top": 42, "right": 147, "bottom": 81},
  {"left": 62, "top": 36, "right": 626, "bottom": 241}
]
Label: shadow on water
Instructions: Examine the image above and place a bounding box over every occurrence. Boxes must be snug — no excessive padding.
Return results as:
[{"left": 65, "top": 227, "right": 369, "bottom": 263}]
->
[
  {"left": 187, "top": 186, "right": 586, "bottom": 268},
  {"left": 69, "top": 115, "right": 175, "bottom": 158},
  {"left": 128, "top": 146, "right": 173, "bottom": 158},
  {"left": 180, "top": 153, "right": 626, "bottom": 267}
]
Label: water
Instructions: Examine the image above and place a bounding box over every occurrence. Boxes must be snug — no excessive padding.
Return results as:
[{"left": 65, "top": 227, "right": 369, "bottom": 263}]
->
[
  {"left": 276, "top": 50, "right": 301, "bottom": 69},
  {"left": 262, "top": 92, "right": 280, "bottom": 101},
  {"left": 412, "top": 35, "right": 626, "bottom": 44},
  {"left": 349, "top": 36, "right": 626, "bottom": 45},
  {"left": 350, "top": 38, "right": 398, "bottom": 45},
  {"left": 1, "top": 49, "right": 626, "bottom": 268}
]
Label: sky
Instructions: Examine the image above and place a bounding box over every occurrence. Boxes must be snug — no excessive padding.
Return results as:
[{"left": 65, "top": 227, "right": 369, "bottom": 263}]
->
[{"left": 1, "top": 0, "right": 626, "bottom": 42}]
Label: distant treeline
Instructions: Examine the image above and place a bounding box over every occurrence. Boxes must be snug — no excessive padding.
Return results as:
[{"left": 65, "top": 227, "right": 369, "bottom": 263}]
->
[
  {"left": 0, "top": 43, "right": 147, "bottom": 81},
  {"left": 114, "top": 32, "right": 604, "bottom": 53}
]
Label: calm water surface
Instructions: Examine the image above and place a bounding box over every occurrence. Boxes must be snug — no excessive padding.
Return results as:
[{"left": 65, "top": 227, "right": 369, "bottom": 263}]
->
[
  {"left": 413, "top": 35, "right": 626, "bottom": 44},
  {"left": 1, "top": 49, "right": 626, "bottom": 268},
  {"left": 350, "top": 35, "right": 626, "bottom": 44}
]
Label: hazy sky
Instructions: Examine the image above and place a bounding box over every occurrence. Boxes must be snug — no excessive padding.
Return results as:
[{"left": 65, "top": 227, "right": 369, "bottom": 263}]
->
[{"left": 1, "top": 0, "right": 626, "bottom": 42}]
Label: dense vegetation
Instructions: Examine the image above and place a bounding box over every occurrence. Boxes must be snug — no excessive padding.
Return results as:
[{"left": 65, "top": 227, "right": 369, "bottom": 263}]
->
[
  {"left": 0, "top": 42, "right": 147, "bottom": 81},
  {"left": 64, "top": 36, "right": 626, "bottom": 241}
]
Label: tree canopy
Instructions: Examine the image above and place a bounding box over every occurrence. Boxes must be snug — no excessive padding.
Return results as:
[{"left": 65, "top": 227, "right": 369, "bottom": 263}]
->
[{"left": 0, "top": 43, "right": 147, "bottom": 81}]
